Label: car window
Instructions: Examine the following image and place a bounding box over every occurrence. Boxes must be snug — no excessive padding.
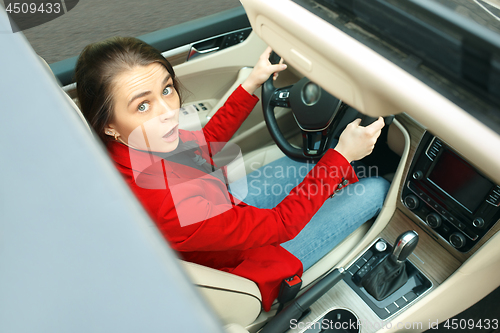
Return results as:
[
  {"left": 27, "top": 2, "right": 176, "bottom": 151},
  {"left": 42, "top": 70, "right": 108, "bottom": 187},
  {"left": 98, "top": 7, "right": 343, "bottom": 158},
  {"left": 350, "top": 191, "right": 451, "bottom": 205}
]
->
[{"left": 1, "top": 0, "right": 241, "bottom": 64}]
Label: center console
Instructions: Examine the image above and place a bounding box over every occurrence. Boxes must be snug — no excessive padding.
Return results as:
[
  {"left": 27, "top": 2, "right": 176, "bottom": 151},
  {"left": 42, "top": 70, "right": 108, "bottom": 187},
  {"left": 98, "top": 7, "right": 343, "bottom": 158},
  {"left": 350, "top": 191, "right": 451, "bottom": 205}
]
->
[
  {"left": 272, "top": 129, "right": 493, "bottom": 333},
  {"left": 402, "top": 132, "right": 500, "bottom": 252},
  {"left": 345, "top": 237, "right": 431, "bottom": 320}
]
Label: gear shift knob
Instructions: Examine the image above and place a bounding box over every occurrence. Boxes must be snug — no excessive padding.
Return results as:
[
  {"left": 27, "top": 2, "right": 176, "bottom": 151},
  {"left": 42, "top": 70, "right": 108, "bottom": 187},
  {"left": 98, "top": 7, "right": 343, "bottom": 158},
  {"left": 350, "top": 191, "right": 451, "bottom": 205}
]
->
[{"left": 391, "top": 230, "right": 419, "bottom": 263}]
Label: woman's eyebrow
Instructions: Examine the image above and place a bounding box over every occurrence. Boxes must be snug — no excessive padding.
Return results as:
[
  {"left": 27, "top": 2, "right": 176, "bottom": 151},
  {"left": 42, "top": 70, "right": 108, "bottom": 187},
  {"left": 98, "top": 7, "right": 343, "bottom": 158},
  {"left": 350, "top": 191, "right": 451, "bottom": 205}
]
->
[
  {"left": 128, "top": 91, "right": 151, "bottom": 107},
  {"left": 162, "top": 73, "right": 172, "bottom": 86},
  {"left": 127, "top": 74, "right": 172, "bottom": 107}
]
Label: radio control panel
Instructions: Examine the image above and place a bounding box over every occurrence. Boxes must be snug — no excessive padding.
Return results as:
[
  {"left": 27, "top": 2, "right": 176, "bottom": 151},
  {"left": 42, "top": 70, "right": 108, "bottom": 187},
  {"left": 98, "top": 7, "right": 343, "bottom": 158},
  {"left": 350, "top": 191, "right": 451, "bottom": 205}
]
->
[{"left": 402, "top": 133, "right": 500, "bottom": 252}]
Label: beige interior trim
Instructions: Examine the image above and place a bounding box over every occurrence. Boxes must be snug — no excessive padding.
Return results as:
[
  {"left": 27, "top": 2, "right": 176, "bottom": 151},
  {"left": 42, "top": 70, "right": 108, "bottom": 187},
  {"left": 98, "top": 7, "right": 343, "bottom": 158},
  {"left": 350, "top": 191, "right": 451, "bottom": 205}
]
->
[
  {"left": 208, "top": 67, "right": 254, "bottom": 119},
  {"left": 224, "top": 323, "right": 250, "bottom": 333},
  {"left": 387, "top": 123, "right": 405, "bottom": 157},
  {"left": 241, "top": 0, "right": 500, "bottom": 185},
  {"left": 181, "top": 261, "right": 262, "bottom": 327},
  {"left": 174, "top": 31, "right": 267, "bottom": 104},
  {"left": 161, "top": 44, "right": 191, "bottom": 66}
]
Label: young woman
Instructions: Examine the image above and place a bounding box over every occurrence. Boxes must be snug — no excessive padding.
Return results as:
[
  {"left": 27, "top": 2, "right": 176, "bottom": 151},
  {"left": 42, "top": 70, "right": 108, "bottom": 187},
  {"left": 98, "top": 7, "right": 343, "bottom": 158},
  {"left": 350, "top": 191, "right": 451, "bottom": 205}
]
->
[{"left": 75, "top": 36, "right": 389, "bottom": 311}]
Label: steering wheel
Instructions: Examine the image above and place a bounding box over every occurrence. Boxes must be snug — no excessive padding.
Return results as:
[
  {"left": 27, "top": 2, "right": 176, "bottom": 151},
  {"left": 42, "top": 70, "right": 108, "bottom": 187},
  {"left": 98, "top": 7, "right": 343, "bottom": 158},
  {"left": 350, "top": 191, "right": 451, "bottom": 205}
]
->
[{"left": 262, "top": 52, "right": 392, "bottom": 161}]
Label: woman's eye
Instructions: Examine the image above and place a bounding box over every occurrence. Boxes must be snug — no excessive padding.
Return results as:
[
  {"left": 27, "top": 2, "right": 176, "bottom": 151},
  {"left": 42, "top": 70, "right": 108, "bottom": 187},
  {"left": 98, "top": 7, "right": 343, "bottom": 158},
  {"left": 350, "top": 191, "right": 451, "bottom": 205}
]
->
[
  {"left": 138, "top": 102, "right": 150, "bottom": 112},
  {"left": 163, "top": 86, "right": 173, "bottom": 96}
]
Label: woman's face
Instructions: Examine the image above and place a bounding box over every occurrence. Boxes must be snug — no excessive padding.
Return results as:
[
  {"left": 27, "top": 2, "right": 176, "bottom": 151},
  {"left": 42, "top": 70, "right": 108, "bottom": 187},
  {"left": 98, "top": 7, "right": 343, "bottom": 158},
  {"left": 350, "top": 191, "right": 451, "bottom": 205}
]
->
[{"left": 106, "top": 63, "right": 181, "bottom": 153}]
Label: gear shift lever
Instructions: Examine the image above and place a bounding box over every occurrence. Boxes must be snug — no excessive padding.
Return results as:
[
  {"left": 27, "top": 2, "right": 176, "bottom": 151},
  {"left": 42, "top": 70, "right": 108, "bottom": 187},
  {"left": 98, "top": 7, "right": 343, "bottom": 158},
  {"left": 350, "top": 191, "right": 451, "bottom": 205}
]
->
[
  {"left": 361, "top": 231, "right": 419, "bottom": 301},
  {"left": 391, "top": 231, "right": 419, "bottom": 263}
]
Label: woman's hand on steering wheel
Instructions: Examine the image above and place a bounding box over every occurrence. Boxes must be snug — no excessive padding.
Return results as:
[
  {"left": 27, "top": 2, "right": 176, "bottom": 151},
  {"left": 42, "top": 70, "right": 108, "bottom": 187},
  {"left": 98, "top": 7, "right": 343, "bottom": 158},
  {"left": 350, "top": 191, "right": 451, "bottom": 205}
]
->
[
  {"left": 242, "top": 46, "right": 287, "bottom": 95},
  {"left": 334, "top": 117, "right": 385, "bottom": 163}
]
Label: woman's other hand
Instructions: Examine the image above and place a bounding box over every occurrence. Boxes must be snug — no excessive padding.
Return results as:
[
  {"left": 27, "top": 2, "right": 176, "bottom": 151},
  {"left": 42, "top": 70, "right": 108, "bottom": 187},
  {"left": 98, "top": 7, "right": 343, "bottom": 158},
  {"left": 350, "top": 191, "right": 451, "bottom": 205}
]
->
[
  {"left": 242, "top": 46, "right": 287, "bottom": 95},
  {"left": 334, "top": 117, "right": 385, "bottom": 163}
]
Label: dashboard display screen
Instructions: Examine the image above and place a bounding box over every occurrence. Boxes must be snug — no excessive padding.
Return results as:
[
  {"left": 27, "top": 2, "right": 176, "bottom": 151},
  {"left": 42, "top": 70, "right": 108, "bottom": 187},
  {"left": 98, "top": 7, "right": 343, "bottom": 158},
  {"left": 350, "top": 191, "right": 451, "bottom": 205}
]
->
[{"left": 427, "top": 149, "right": 493, "bottom": 213}]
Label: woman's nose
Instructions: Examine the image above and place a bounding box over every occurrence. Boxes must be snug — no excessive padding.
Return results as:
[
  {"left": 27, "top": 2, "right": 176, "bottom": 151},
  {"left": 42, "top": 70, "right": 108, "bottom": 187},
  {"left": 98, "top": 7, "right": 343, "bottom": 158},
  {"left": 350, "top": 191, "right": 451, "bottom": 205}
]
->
[{"left": 157, "top": 100, "right": 176, "bottom": 121}]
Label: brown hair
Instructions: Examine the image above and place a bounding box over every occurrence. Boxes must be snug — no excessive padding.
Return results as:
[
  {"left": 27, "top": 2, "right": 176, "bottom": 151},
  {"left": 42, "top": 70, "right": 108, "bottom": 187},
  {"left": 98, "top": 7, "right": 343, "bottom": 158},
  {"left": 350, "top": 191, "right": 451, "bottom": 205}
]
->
[{"left": 75, "top": 36, "right": 183, "bottom": 144}]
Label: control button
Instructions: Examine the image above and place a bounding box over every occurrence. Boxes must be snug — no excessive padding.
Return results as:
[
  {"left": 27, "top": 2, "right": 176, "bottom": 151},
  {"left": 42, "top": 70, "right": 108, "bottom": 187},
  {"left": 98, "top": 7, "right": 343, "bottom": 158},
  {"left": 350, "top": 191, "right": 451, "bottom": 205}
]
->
[
  {"left": 426, "top": 213, "right": 442, "bottom": 229},
  {"left": 356, "top": 265, "right": 371, "bottom": 278},
  {"left": 449, "top": 232, "right": 466, "bottom": 249},
  {"left": 348, "top": 264, "right": 359, "bottom": 275},
  {"left": 375, "top": 240, "right": 387, "bottom": 252},
  {"left": 387, "top": 303, "right": 399, "bottom": 313},
  {"left": 404, "top": 291, "right": 417, "bottom": 302},
  {"left": 362, "top": 251, "right": 373, "bottom": 262},
  {"left": 404, "top": 195, "right": 420, "bottom": 210},
  {"left": 412, "top": 171, "right": 423, "bottom": 180},
  {"left": 202, "top": 107, "right": 207, "bottom": 111},
  {"left": 395, "top": 298, "right": 407, "bottom": 308},
  {"left": 198, "top": 103, "right": 205, "bottom": 107},
  {"left": 441, "top": 225, "right": 450, "bottom": 233},
  {"left": 473, "top": 217, "right": 485, "bottom": 229},
  {"left": 193, "top": 105, "right": 200, "bottom": 111},
  {"left": 457, "top": 222, "right": 466, "bottom": 230},
  {"left": 487, "top": 197, "right": 500, "bottom": 207},
  {"left": 279, "top": 91, "right": 289, "bottom": 99},
  {"left": 355, "top": 258, "right": 366, "bottom": 268}
]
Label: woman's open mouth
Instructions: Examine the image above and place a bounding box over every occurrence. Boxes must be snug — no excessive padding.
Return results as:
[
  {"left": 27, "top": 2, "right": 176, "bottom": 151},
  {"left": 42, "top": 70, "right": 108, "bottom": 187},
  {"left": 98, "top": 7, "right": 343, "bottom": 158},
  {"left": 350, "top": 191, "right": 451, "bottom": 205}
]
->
[{"left": 162, "top": 125, "right": 178, "bottom": 143}]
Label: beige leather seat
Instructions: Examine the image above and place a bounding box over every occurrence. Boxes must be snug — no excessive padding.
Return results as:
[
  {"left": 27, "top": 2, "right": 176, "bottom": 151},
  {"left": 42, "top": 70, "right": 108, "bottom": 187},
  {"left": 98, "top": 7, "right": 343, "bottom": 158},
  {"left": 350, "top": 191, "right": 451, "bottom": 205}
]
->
[
  {"left": 40, "top": 56, "right": 372, "bottom": 329},
  {"left": 181, "top": 261, "right": 262, "bottom": 326}
]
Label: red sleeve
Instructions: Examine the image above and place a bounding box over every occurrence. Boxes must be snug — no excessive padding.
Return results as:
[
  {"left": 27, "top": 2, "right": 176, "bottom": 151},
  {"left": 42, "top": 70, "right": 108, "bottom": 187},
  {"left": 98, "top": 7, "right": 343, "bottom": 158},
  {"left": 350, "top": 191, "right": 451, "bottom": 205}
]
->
[
  {"left": 155, "top": 149, "right": 359, "bottom": 252},
  {"left": 200, "top": 85, "right": 258, "bottom": 155}
]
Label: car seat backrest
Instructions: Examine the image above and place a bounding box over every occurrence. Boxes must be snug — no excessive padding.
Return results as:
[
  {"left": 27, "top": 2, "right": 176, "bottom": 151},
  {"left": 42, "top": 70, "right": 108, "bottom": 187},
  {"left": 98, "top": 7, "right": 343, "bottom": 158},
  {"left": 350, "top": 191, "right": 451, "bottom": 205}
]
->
[{"left": 38, "top": 56, "right": 93, "bottom": 134}]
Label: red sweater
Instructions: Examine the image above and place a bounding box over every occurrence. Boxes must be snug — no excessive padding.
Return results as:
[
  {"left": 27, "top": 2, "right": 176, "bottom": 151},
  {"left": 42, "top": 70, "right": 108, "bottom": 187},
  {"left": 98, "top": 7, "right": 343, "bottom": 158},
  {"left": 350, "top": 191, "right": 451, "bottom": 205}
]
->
[{"left": 107, "top": 85, "right": 358, "bottom": 311}]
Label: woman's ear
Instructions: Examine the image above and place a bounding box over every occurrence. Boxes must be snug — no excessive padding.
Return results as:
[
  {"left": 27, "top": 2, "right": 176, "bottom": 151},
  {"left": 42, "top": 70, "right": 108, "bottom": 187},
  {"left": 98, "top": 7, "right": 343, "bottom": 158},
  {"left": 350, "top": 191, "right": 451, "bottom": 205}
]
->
[{"left": 104, "top": 125, "right": 119, "bottom": 140}]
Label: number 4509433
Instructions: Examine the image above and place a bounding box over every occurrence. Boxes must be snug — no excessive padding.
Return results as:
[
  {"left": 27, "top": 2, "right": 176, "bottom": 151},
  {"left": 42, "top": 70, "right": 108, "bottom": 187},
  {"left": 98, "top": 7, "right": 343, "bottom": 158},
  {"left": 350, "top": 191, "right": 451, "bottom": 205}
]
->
[
  {"left": 5, "top": 2, "right": 61, "bottom": 15},
  {"left": 443, "top": 318, "right": 498, "bottom": 330}
]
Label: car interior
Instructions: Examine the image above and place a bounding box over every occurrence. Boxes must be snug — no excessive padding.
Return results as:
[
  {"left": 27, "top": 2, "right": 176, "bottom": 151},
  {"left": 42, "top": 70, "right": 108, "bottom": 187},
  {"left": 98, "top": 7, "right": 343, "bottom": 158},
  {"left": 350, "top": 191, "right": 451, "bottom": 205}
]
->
[{"left": 22, "top": 0, "right": 500, "bottom": 332}]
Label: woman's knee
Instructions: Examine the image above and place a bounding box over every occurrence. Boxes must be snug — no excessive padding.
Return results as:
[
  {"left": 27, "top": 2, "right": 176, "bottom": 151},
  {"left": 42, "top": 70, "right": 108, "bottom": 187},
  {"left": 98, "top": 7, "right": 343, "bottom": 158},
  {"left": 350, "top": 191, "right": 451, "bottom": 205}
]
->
[
  {"left": 355, "top": 176, "right": 390, "bottom": 210},
  {"left": 333, "top": 176, "right": 389, "bottom": 212}
]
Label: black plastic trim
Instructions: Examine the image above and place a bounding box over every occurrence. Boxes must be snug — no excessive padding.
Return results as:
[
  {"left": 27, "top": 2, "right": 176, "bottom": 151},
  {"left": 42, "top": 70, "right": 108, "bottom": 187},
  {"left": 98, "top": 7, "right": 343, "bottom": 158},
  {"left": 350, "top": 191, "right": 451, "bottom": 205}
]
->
[{"left": 50, "top": 6, "right": 250, "bottom": 86}]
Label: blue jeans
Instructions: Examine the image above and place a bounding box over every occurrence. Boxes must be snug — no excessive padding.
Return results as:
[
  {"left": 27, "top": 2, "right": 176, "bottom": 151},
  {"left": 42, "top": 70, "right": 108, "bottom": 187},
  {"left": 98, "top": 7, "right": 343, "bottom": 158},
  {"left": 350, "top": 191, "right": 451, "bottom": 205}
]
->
[{"left": 231, "top": 155, "right": 390, "bottom": 271}]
